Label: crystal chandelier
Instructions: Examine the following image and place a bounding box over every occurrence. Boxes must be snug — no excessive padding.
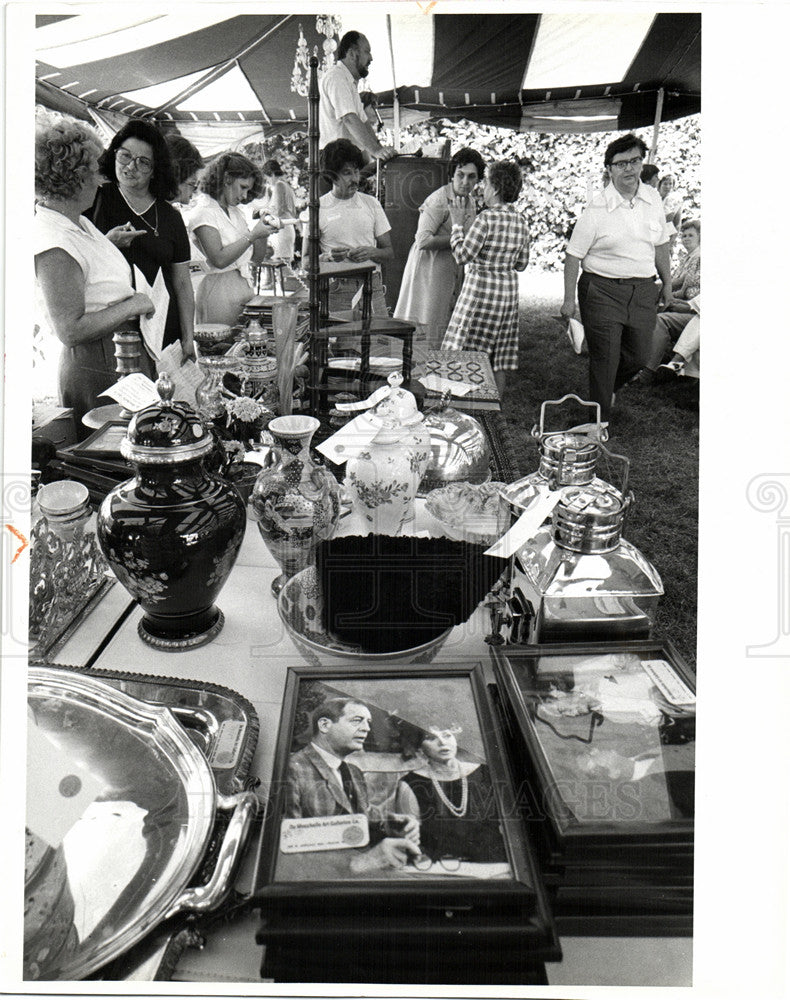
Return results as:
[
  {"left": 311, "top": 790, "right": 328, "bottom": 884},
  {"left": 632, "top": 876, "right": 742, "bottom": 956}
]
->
[{"left": 291, "top": 15, "right": 342, "bottom": 97}]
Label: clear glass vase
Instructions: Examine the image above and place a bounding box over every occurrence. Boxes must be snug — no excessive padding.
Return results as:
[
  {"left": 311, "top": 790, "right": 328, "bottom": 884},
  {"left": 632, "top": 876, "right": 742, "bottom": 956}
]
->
[{"left": 272, "top": 298, "right": 300, "bottom": 416}]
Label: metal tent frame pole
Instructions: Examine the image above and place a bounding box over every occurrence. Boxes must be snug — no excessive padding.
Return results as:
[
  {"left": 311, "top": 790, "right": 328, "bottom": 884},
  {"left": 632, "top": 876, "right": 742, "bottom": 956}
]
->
[
  {"left": 648, "top": 87, "right": 665, "bottom": 163},
  {"left": 308, "top": 55, "right": 320, "bottom": 417}
]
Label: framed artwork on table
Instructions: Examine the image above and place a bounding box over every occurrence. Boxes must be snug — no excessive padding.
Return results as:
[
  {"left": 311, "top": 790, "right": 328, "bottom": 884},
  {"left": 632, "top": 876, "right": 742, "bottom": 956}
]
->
[
  {"left": 252, "top": 661, "right": 559, "bottom": 964},
  {"left": 69, "top": 420, "right": 129, "bottom": 459},
  {"left": 492, "top": 640, "right": 696, "bottom": 849}
]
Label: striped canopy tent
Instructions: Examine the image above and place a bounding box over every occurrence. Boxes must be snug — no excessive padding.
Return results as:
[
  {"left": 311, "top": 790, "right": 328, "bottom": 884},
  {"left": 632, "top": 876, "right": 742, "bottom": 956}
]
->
[{"left": 35, "top": 8, "right": 700, "bottom": 155}]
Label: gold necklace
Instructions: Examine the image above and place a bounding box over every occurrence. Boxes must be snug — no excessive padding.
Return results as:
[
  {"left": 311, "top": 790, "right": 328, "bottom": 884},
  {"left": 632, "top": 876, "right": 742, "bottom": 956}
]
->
[{"left": 118, "top": 187, "right": 159, "bottom": 237}]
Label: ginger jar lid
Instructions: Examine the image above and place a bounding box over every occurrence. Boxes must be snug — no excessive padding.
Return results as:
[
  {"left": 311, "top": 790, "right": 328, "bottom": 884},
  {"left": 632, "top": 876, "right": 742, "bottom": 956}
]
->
[{"left": 121, "top": 374, "right": 214, "bottom": 465}]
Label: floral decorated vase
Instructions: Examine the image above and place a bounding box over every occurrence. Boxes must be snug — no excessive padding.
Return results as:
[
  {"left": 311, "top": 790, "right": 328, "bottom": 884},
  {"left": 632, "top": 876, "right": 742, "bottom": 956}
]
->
[
  {"left": 97, "top": 375, "right": 246, "bottom": 650},
  {"left": 343, "top": 374, "right": 432, "bottom": 534},
  {"left": 251, "top": 414, "right": 342, "bottom": 595}
]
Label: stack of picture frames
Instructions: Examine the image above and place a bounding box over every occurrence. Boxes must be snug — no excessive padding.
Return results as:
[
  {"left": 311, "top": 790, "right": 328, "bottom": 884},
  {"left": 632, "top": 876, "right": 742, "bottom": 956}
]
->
[
  {"left": 491, "top": 639, "right": 695, "bottom": 936},
  {"left": 252, "top": 661, "right": 561, "bottom": 985}
]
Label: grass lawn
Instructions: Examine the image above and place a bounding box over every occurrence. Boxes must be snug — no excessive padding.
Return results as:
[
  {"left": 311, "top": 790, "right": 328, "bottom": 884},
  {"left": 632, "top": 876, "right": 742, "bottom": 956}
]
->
[{"left": 499, "top": 270, "right": 698, "bottom": 667}]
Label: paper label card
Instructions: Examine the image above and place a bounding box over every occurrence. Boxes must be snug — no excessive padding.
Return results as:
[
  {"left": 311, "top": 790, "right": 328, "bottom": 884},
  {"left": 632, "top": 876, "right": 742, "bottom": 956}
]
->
[
  {"left": 641, "top": 660, "right": 696, "bottom": 706},
  {"left": 279, "top": 814, "right": 370, "bottom": 853},
  {"left": 27, "top": 719, "right": 107, "bottom": 848},
  {"left": 99, "top": 371, "right": 159, "bottom": 411},
  {"left": 157, "top": 342, "right": 203, "bottom": 407},
  {"left": 316, "top": 413, "right": 379, "bottom": 466},
  {"left": 485, "top": 486, "right": 562, "bottom": 558},
  {"left": 419, "top": 375, "right": 473, "bottom": 397}
]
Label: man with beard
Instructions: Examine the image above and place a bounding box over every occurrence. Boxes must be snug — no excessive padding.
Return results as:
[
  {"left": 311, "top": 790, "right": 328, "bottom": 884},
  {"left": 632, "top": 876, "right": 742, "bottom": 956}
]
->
[{"left": 319, "top": 31, "right": 396, "bottom": 164}]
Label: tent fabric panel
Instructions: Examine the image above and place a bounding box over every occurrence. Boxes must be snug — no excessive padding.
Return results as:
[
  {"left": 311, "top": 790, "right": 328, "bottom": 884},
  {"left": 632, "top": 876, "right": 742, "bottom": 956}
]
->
[
  {"left": 36, "top": 16, "right": 285, "bottom": 104},
  {"left": 430, "top": 13, "right": 539, "bottom": 95},
  {"left": 522, "top": 12, "right": 654, "bottom": 89},
  {"left": 623, "top": 12, "right": 701, "bottom": 92},
  {"left": 35, "top": 14, "right": 76, "bottom": 30}
]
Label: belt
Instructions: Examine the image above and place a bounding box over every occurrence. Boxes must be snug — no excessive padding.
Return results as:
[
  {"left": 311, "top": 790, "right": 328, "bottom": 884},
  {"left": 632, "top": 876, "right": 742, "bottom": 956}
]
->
[{"left": 583, "top": 271, "right": 657, "bottom": 284}]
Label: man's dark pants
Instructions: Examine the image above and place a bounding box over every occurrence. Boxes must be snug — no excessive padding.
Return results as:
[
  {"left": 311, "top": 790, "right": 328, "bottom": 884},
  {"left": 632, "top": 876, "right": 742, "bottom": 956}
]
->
[{"left": 578, "top": 271, "right": 660, "bottom": 421}]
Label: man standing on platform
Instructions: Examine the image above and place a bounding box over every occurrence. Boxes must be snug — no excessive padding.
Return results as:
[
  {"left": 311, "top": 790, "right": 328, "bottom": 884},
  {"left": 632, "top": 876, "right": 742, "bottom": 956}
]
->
[
  {"left": 285, "top": 697, "right": 420, "bottom": 872},
  {"left": 560, "top": 134, "right": 671, "bottom": 434},
  {"left": 319, "top": 31, "right": 397, "bottom": 165}
]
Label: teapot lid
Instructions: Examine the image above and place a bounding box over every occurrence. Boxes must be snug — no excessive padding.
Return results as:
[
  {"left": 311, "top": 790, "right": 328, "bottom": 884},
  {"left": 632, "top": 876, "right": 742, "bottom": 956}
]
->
[{"left": 121, "top": 374, "right": 214, "bottom": 465}]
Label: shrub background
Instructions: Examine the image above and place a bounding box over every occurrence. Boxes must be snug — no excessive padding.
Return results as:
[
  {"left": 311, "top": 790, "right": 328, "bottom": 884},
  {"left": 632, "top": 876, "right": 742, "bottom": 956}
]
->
[{"left": 244, "top": 113, "right": 700, "bottom": 272}]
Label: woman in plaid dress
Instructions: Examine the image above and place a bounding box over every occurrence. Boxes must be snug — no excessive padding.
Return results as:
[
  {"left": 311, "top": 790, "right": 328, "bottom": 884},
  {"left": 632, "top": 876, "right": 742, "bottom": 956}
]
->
[{"left": 441, "top": 160, "right": 529, "bottom": 395}]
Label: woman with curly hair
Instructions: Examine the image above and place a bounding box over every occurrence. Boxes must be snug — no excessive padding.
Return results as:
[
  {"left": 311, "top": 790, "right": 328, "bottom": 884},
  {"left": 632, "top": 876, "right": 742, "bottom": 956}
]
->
[
  {"left": 34, "top": 111, "right": 155, "bottom": 427},
  {"left": 394, "top": 147, "right": 485, "bottom": 348},
  {"left": 441, "top": 160, "right": 529, "bottom": 395},
  {"left": 188, "top": 152, "right": 275, "bottom": 325},
  {"left": 87, "top": 119, "right": 195, "bottom": 358}
]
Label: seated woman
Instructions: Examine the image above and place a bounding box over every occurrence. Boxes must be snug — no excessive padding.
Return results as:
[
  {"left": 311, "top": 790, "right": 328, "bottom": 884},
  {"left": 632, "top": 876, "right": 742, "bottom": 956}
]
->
[
  {"left": 632, "top": 219, "right": 700, "bottom": 384},
  {"left": 34, "top": 111, "right": 154, "bottom": 429},
  {"left": 318, "top": 138, "right": 393, "bottom": 318},
  {"left": 398, "top": 721, "right": 508, "bottom": 867},
  {"left": 393, "top": 147, "right": 485, "bottom": 348},
  {"left": 188, "top": 152, "right": 274, "bottom": 325},
  {"left": 88, "top": 120, "right": 195, "bottom": 360},
  {"left": 441, "top": 160, "right": 529, "bottom": 397}
]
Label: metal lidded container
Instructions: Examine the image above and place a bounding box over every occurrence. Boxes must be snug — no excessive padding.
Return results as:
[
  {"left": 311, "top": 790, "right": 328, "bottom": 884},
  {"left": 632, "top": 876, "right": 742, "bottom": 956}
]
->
[
  {"left": 417, "top": 391, "right": 492, "bottom": 495},
  {"left": 500, "top": 394, "right": 603, "bottom": 511},
  {"left": 505, "top": 435, "right": 663, "bottom": 644}
]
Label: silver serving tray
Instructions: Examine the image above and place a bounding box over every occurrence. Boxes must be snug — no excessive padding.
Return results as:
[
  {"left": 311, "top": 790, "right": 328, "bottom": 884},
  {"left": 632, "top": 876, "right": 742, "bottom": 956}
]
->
[{"left": 25, "top": 667, "right": 258, "bottom": 981}]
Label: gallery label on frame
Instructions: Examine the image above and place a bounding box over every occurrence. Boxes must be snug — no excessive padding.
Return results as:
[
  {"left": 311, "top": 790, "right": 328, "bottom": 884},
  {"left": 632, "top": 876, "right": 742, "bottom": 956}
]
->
[{"left": 280, "top": 814, "right": 370, "bottom": 853}]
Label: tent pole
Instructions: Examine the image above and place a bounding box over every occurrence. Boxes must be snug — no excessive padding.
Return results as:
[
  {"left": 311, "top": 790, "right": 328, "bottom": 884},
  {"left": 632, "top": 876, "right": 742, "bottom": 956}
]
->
[
  {"left": 386, "top": 14, "right": 400, "bottom": 148},
  {"left": 649, "top": 87, "right": 665, "bottom": 163},
  {"left": 308, "top": 55, "right": 320, "bottom": 417}
]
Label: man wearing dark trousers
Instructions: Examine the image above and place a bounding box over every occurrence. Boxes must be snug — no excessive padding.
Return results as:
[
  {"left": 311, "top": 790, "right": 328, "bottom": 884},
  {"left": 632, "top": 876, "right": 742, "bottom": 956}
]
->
[{"left": 561, "top": 134, "right": 671, "bottom": 433}]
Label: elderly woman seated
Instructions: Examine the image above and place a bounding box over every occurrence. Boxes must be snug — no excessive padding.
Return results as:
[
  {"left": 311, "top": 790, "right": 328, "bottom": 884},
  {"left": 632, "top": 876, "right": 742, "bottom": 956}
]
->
[
  {"left": 632, "top": 218, "right": 700, "bottom": 384},
  {"left": 34, "top": 110, "right": 155, "bottom": 429}
]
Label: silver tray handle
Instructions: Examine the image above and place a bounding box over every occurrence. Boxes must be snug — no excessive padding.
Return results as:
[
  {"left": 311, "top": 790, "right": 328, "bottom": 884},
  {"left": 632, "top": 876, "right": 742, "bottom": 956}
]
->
[{"left": 164, "top": 790, "right": 259, "bottom": 918}]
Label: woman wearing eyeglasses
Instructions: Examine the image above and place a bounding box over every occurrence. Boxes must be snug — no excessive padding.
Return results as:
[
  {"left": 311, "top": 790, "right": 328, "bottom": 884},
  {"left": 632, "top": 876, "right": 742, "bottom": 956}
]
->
[
  {"left": 88, "top": 120, "right": 195, "bottom": 360},
  {"left": 164, "top": 133, "right": 204, "bottom": 208},
  {"left": 397, "top": 722, "right": 508, "bottom": 868}
]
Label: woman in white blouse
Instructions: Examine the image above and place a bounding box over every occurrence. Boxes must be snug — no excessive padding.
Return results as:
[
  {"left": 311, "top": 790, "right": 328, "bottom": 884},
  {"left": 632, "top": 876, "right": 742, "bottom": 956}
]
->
[
  {"left": 189, "top": 152, "right": 274, "bottom": 325},
  {"left": 34, "top": 111, "right": 154, "bottom": 427}
]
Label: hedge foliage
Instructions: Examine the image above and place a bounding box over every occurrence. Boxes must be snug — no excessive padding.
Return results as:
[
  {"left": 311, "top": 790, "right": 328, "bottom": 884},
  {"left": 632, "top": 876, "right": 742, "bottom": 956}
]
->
[{"left": 243, "top": 114, "right": 700, "bottom": 272}]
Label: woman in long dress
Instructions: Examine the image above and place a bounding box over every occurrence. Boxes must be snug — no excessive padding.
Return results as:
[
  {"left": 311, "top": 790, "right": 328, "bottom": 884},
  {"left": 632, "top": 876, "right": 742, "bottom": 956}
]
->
[
  {"left": 258, "top": 159, "right": 299, "bottom": 263},
  {"left": 441, "top": 160, "right": 529, "bottom": 396},
  {"left": 188, "top": 152, "right": 274, "bottom": 326},
  {"left": 393, "top": 148, "right": 485, "bottom": 348}
]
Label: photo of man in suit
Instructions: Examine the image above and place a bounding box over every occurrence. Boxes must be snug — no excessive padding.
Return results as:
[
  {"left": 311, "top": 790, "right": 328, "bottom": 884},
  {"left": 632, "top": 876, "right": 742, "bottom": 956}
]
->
[{"left": 285, "top": 697, "right": 421, "bottom": 872}]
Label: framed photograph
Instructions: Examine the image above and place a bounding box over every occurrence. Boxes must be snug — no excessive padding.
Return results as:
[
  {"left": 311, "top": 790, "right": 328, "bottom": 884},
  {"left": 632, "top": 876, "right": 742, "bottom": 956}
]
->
[
  {"left": 68, "top": 420, "right": 129, "bottom": 460},
  {"left": 492, "top": 640, "right": 695, "bottom": 849},
  {"left": 252, "top": 661, "right": 558, "bottom": 959}
]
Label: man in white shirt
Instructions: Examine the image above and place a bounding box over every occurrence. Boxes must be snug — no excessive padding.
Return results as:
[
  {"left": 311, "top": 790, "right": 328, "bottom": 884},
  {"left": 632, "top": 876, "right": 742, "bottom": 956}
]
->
[
  {"left": 285, "top": 697, "right": 420, "bottom": 873},
  {"left": 561, "top": 134, "right": 671, "bottom": 428},
  {"left": 319, "top": 31, "right": 396, "bottom": 164}
]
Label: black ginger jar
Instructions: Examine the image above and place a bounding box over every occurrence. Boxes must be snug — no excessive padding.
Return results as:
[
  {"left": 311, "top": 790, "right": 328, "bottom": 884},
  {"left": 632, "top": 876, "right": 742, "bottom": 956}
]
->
[{"left": 97, "top": 375, "right": 246, "bottom": 650}]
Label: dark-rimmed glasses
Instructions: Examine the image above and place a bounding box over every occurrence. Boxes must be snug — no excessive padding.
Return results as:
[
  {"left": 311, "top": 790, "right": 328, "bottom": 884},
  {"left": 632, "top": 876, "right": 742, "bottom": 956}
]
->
[{"left": 117, "top": 148, "right": 154, "bottom": 173}]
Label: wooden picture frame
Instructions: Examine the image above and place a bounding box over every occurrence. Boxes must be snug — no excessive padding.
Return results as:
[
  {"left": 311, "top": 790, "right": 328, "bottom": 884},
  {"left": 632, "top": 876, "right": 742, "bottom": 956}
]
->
[
  {"left": 492, "top": 640, "right": 696, "bottom": 850},
  {"left": 68, "top": 420, "right": 129, "bottom": 460},
  {"left": 252, "top": 660, "right": 558, "bottom": 960}
]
